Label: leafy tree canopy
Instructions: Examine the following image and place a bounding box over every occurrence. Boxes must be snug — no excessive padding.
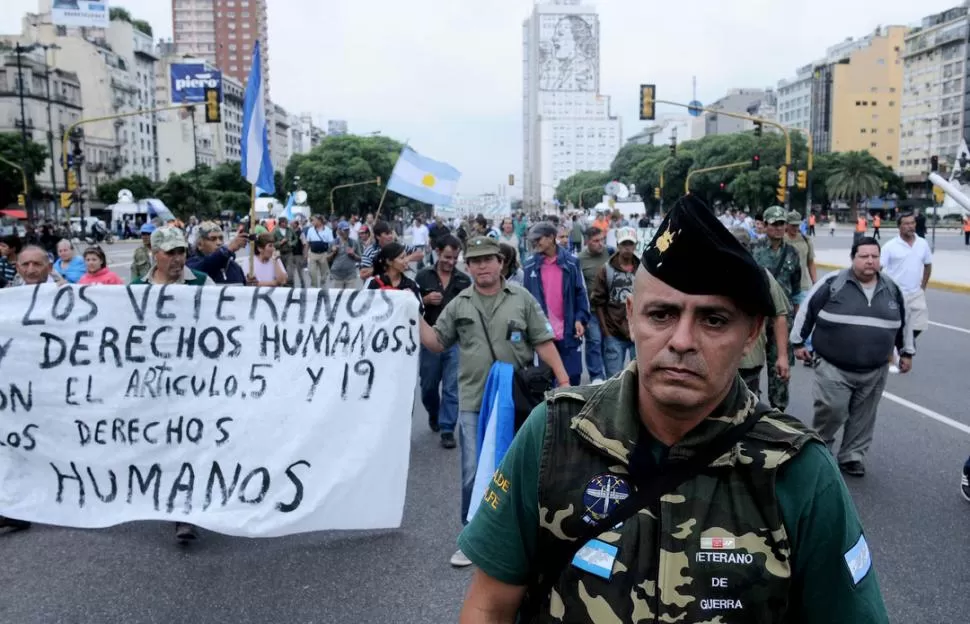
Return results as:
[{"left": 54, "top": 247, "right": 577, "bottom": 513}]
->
[
  {"left": 0, "top": 133, "right": 48, "bottom": 208},
  {"left": 554, "top": 171, "right": 612, "bottom": 208}
]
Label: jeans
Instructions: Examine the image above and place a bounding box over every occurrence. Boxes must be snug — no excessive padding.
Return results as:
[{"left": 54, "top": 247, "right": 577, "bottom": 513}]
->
[
  {"left": 584, "top": 315, "right": 606, "bottom": 381},
  {"left": 286, "top": 255, "right": 306, "bottom": 288},
  {"left": 556, "top": 340, "right": 584, "bottom": 386},
  {"left": 419, "top": 345, "right": 459, "bottom": 434},
  {"left": 603, "top": 335, "right": 635, "bottom": 378},
  {"left": 458, "top": 409, "right": 479, "bottom": 525}
]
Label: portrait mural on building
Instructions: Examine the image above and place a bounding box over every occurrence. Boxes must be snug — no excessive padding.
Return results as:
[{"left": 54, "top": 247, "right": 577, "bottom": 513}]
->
[{"left": 538, "top": 14, "right": 599, "bottom": 92}]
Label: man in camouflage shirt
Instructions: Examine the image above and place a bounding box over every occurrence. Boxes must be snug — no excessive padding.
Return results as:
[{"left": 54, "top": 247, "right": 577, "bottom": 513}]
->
[
  {"left": 457, "top": 196, "right": 888, "bottom": 624},
  {"left": 750, "top": 206, "right": 800, "bottom": 411}
]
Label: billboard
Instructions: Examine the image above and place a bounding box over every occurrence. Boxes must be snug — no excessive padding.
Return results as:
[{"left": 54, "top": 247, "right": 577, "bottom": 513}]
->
[
  {"left": 537, "top": 14, "right": 599, "bottom": 92},
  {"left": 170, "top": 64, "right": 223, "bottom": 104},
  {"left": 52, "top": 1, "right": 110, "bottom": 28}
]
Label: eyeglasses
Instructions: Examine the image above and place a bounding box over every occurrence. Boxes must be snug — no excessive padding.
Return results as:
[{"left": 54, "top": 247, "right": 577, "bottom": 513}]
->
[{"left": 206, "top": 235, "right": 224, "bottom": 242}]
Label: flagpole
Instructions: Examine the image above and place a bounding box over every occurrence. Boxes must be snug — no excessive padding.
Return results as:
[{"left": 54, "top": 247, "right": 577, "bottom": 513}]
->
[
  {"left": 375, "top": 139, "right": 409, "bottom": 221},
  {"left": 248, "top": 183, "right": 256, "bottom": 279}
]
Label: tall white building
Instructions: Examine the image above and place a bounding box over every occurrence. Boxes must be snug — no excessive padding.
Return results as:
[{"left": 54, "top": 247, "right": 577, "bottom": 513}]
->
[
  {"left": 106, "top": 19, "right": 159, "bottom": 181},
  {"left": 626, "top": 115, "right": 704, "bottom": 146},
  {"left": 900, "top": 5, "right": 969, "bottom": 181},
  {"left": 522, "top": 0, "right": 622, "bottom": 210},
  {"left": 776, "top": 63, "right": 814, "bottom": 131}
]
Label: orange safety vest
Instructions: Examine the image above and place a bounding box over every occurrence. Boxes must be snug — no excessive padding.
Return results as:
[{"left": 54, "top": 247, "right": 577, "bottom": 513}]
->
[
  {"left": 873, "top": 216, "right": 881, "bottom": 228},
  {"left": 856, "top": 217, "right": 866, "bottom": 233},
  {"left": 963, "top": 218, "right": 970, "bottom": 232},
  {"left": 593, "top": 218, "right": 610, "bottom": 232},
  {"left": 808, "top": 215, "right": 816, "bottom": 226}
]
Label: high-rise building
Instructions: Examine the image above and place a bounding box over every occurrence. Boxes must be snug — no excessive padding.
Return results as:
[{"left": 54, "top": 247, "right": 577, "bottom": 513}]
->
[
  {"left": 704, "top": 89, "right": 768, "bottom": 136},
  {"left": 777, "top": 64, "right": 814, "bottom": 131},
  {"left": 172, "top": 0, "right": 270, "bottom": 97},
  {"left": 327, "top": 119, "right": 348, "bottom": 136},
  {"left": 522, "top": 0, "right": 622, "bottom": 211},
  {"left": 900, "top": 5, "right": 970, "bottom": 183},
  {"left": 810, "top": 26, "right": 907, "bottom": 168}
]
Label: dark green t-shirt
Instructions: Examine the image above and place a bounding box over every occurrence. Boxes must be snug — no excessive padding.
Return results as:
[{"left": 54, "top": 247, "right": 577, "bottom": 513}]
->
[{"left": 458, "top": 404, "right": 889, "bottom": 623}]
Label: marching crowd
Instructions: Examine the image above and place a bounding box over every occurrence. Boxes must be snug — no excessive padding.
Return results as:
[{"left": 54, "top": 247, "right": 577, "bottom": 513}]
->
[{"left": 0, "top": 196, "right": 956, "bottom": 622}]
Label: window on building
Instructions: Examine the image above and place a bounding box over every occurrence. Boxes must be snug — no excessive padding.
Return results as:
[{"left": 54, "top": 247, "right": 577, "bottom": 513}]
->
[
  {"left": 870, "top": 142, "right": 877, "bottom": 148},
  {"left": 230, "top": 65, "right": 238, "bottom": 72},
  {"left": 861, "top": 128, "right": 867, "bottom": 133}
]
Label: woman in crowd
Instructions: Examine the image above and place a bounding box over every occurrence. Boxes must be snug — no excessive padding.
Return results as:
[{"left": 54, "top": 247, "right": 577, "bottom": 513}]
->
[
  {"left": 365, "top": 242, "right": 423, "bottom": 311},
  {"left": 250, "top": 233, "right": 288, "bottom": 287},
  {"left": 78, "top": 246, "right": 124, "bottom": 285},
  {"left": 498, "top": 242, "right": 523, "bottom": 284},
  {"left": 53, "top": 239, "right": 86, "bottom": 284},
  {"left": 498, "top": 217, "right": 519, "bottom": 264}
]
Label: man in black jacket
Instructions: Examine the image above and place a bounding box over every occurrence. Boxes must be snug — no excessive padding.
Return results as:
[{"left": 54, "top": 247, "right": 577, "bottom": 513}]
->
[{"left": 791, "top": 237, "right": 914, "bottom": 477}]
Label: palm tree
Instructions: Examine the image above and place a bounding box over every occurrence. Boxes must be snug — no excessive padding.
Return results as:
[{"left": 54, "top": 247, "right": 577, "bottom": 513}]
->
[{"left": 825, "top": 151, "right": 884, "bottom": 214}]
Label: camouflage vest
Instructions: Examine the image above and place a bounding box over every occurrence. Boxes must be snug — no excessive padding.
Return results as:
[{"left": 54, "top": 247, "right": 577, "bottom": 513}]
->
[{"left": 528, "top": 364, "right": 818, "bottom": 623}]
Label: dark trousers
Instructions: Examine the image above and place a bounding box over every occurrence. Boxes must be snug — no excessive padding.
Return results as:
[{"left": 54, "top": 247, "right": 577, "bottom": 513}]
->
[
  {"left": 556, "top": 340, "right": 583, "bottom": 386},
  {"left": 964, "top": 231, "right": 969, "bottom": 245},
  {"left": 739, "top": 366, "right": 763, "bottom": 397}
]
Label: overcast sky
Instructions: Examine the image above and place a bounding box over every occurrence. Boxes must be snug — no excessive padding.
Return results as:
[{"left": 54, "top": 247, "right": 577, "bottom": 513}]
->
[{"left": 1, "top": 0, "right": 960, "bottom": 194}]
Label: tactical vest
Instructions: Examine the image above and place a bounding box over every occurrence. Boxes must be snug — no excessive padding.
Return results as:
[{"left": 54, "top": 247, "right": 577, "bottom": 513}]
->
[{"left": 527, "top": 365, "right": 817, "bottom": 623}]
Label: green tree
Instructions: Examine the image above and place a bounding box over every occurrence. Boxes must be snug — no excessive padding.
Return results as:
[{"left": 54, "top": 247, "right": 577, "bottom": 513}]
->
[
  {"left": 823, "top": 151, "right": 886, "bottom": 213},
  {"left": 205, "top": 161, "right": 250, "bottom": 195},
  {"left": 0, "top": 133, "right": 48, "bottom": 208},
  {"left": 554, "top": 170, "right": 611, "bottom": 208},
  {"left": 132, "top": 19, "right": 152, "bottom": 36},
  {"left": 155, "top": 166, "right": 215, "bottom": 220},
  {"left": 284, "top": 135, "right": 425, "bottom": 218},
  {"left": 96, "top": 174, "right": 158, "bottom": 204},
  {"left": 108, "top": 7, "right": 132, "bottom": 22}
]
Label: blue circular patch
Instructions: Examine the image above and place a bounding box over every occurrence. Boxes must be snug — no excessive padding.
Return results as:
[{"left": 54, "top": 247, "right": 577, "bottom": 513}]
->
[{"left": 582, "top": 473, "right": 631, "bottom": 523}]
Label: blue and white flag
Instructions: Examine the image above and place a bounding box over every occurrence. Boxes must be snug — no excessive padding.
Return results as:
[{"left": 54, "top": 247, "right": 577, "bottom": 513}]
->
[
  {"left": 466, "top": 362, "right": 516, "bottom": 523},
  {"left": 240, "top": 41, "right": 275, "bottom": 196},
  {"left": 283, "top": 192, "right": 296, "bottom": 221},
  {"left": 387, "top": 146, "right": 461, "bottom": 206}
]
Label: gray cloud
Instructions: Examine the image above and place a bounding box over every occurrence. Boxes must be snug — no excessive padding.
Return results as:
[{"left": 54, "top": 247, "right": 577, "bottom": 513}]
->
[{"left": 1, "top": 0, "right": 958, "bottom": 194}]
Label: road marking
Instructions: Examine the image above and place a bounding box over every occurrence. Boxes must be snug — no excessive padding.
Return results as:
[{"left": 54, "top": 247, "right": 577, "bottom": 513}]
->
[
  {"left": 882, "top": 391, "right": 970, "bottom": 436},
  {"left": 928, "top": 320, "right": 970, "bottom": 335}
]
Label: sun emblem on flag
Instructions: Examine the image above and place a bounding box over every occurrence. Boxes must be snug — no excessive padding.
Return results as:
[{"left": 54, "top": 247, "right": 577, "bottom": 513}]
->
[{"left": 421, "top": 174, "right": 436, "bottom": 187}]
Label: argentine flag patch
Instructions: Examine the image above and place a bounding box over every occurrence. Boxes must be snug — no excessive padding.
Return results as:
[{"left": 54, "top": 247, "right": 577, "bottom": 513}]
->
[{"left": 844, "top": 534, "right": 872, "bottom": 585}]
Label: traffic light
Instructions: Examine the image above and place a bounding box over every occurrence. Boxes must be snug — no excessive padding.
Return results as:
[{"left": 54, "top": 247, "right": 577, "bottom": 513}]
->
[
  {"left": 669, "top": 137, "right": 677, "bottom": 157},
  {"left": 751, "top": 154, "right": 760, "bottom": 170},
  {"left": 17, "top": 194, "right": 25, "bottom": 208},
  {"left": 639, "top": 84, "right": 656, "bottom": 121},
  {"left": 776, "top": 188, "right": 787, "bottom": 203},
  {"left": 796, "top": 170, "right": 807, "bottom": 190},
  {"left": 67, "top": 169, "right": 77, "bottom": 191},
  {"left": 204, "top": 87, "right": 221, "bottom": 123},
  {"left": 778, "top": 165, "right": 788, "bottom": 189},
  {"left": 930, "top": 155, "right": 939, "bottom": 172},
  {"left": 653, "top": 188, "right": 661, "bottom": 199},
  {"left": 754, "top": 122, "right": 763, "bottom": 138},
  {"left": 719, "top": 182, "right": 726, "bottom": 190},
  {"left": 508, "top": 174, "right": 514, "bottom": 186}
]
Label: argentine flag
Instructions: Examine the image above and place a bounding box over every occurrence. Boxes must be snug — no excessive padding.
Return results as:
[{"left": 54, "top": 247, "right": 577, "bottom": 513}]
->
[
  {"left": 466, "top": 362, "right": 516, "bottom": 523},
  {"left": 240, "top": 41, "right": 275, "bottom": 195},
  {"left": 387, "top": 146, "right": 461, "bottom": 206}
]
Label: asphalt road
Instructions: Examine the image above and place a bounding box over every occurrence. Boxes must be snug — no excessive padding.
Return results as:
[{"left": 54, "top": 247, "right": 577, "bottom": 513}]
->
[
  {"left": 811, "top": 225, "right": 969, "bottom": 253},
  {"left": 3, "top": 241, "right": 969, "bottom": 623}
]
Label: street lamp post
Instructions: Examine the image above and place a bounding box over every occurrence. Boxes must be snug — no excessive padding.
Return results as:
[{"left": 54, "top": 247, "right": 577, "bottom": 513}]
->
[
  {"left": 40, "top": 43, "right": 61, "bottom": 219},
  {"left": 14, "top": 43, "right": 34, "bottom": 225}
]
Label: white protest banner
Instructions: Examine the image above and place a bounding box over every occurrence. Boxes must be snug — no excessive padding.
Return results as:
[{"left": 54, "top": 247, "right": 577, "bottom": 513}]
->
[{"left": 0, "top": 285, "right": 419, "bottom": 537}]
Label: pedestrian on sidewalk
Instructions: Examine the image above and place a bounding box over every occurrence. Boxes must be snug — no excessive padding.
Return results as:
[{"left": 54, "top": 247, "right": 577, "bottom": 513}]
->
[
  {"left": 854, "top": 212, "right": 868, "bottom": 245},
  {"left": 415, "top": 235, "right": 470, "bottom": 448},
  {"left": 880, "top": 212, "right": 932, "bottom": 373},
  {"left": 791, "top": 236, "right": 914, "bottom": 478},
  {"left": 416, "top": 236, "right": 569, "bottom": 569},
  {"left": 808, "top": 212, "right": 816, "bottom": 236},
  {"left": 872, "top": 214, "right": 882, "bottom": 240},
  {"left": 963, "top": 215, "right": 970, "bottom": 246}
]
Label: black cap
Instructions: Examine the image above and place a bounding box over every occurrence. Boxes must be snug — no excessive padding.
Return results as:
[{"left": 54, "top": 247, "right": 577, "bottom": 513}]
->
[{"left": 641, "top": 195, "right": 774, "bottom": 317}]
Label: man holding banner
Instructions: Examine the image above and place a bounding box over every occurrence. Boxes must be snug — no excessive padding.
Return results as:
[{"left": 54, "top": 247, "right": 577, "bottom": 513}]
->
[{"left": 417, "top": 236, "right": 569, "bottom": 569}]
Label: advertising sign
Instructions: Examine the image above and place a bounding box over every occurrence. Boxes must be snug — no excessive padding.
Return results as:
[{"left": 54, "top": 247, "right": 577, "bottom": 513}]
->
[
  {"left": 170, "top": 64, "right": 223, "bottom": 105},
  {"left": 52, "top": 1, "right": 110, "bottom": 29}
]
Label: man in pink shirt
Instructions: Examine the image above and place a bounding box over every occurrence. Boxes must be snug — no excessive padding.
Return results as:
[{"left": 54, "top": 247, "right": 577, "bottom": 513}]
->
[{"left": 523, "top": 222, "right": 590, "bottom": 385}]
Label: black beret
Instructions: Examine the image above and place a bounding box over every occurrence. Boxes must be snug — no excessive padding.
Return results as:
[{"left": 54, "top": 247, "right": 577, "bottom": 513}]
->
[{"left": 640, "top": 195, "right": 774, "bottom": 317}]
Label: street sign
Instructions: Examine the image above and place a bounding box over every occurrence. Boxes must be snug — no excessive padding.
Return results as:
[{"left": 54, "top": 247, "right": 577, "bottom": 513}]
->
[
  {"left": 687, "top": 100, "right": 704, "bottom": 117},
  {"left": 67, "top": 154, "right": 74, "bottom": 168}
]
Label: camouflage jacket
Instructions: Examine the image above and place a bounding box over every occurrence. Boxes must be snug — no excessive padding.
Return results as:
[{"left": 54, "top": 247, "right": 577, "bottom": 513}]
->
[
  {"left": 751, "top": 240, "right": 801, "bottom": 308},
  {"left": 130, "top": 246, "right": 151, "bottom": 283},
  {"left": 528, "top": 364, "right": 817, "bottom": 623}
]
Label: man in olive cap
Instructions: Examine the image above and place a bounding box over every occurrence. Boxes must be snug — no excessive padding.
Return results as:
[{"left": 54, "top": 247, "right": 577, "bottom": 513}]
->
[
  {"left": 751, "top": 206, "right": 800, "bottom": 410},
  {"left": 418, "top": 235, "right": 569, "bottom": 569},
  {"left": 457, "top": 196, "right": 888, "bottom": 624}
]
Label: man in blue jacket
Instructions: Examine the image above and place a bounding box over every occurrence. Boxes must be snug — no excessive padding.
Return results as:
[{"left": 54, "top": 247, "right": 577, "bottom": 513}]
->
[
  {"left": 523, "top": 222, "right": 590, "bottom": 385},
  {"left": 187, "top": 221, "right": 249, "bottom": 285}
]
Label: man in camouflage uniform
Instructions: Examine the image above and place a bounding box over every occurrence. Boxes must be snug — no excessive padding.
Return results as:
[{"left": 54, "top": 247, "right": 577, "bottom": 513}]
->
[
  {"left": 750, "top": 206, "right": 800, "bottom": 411},
  {"left": 130, "top": 222, "right": 155, "bottom": 282},
  {"left": 456, "top": 196, "right": 888, "bottom": 623}
]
